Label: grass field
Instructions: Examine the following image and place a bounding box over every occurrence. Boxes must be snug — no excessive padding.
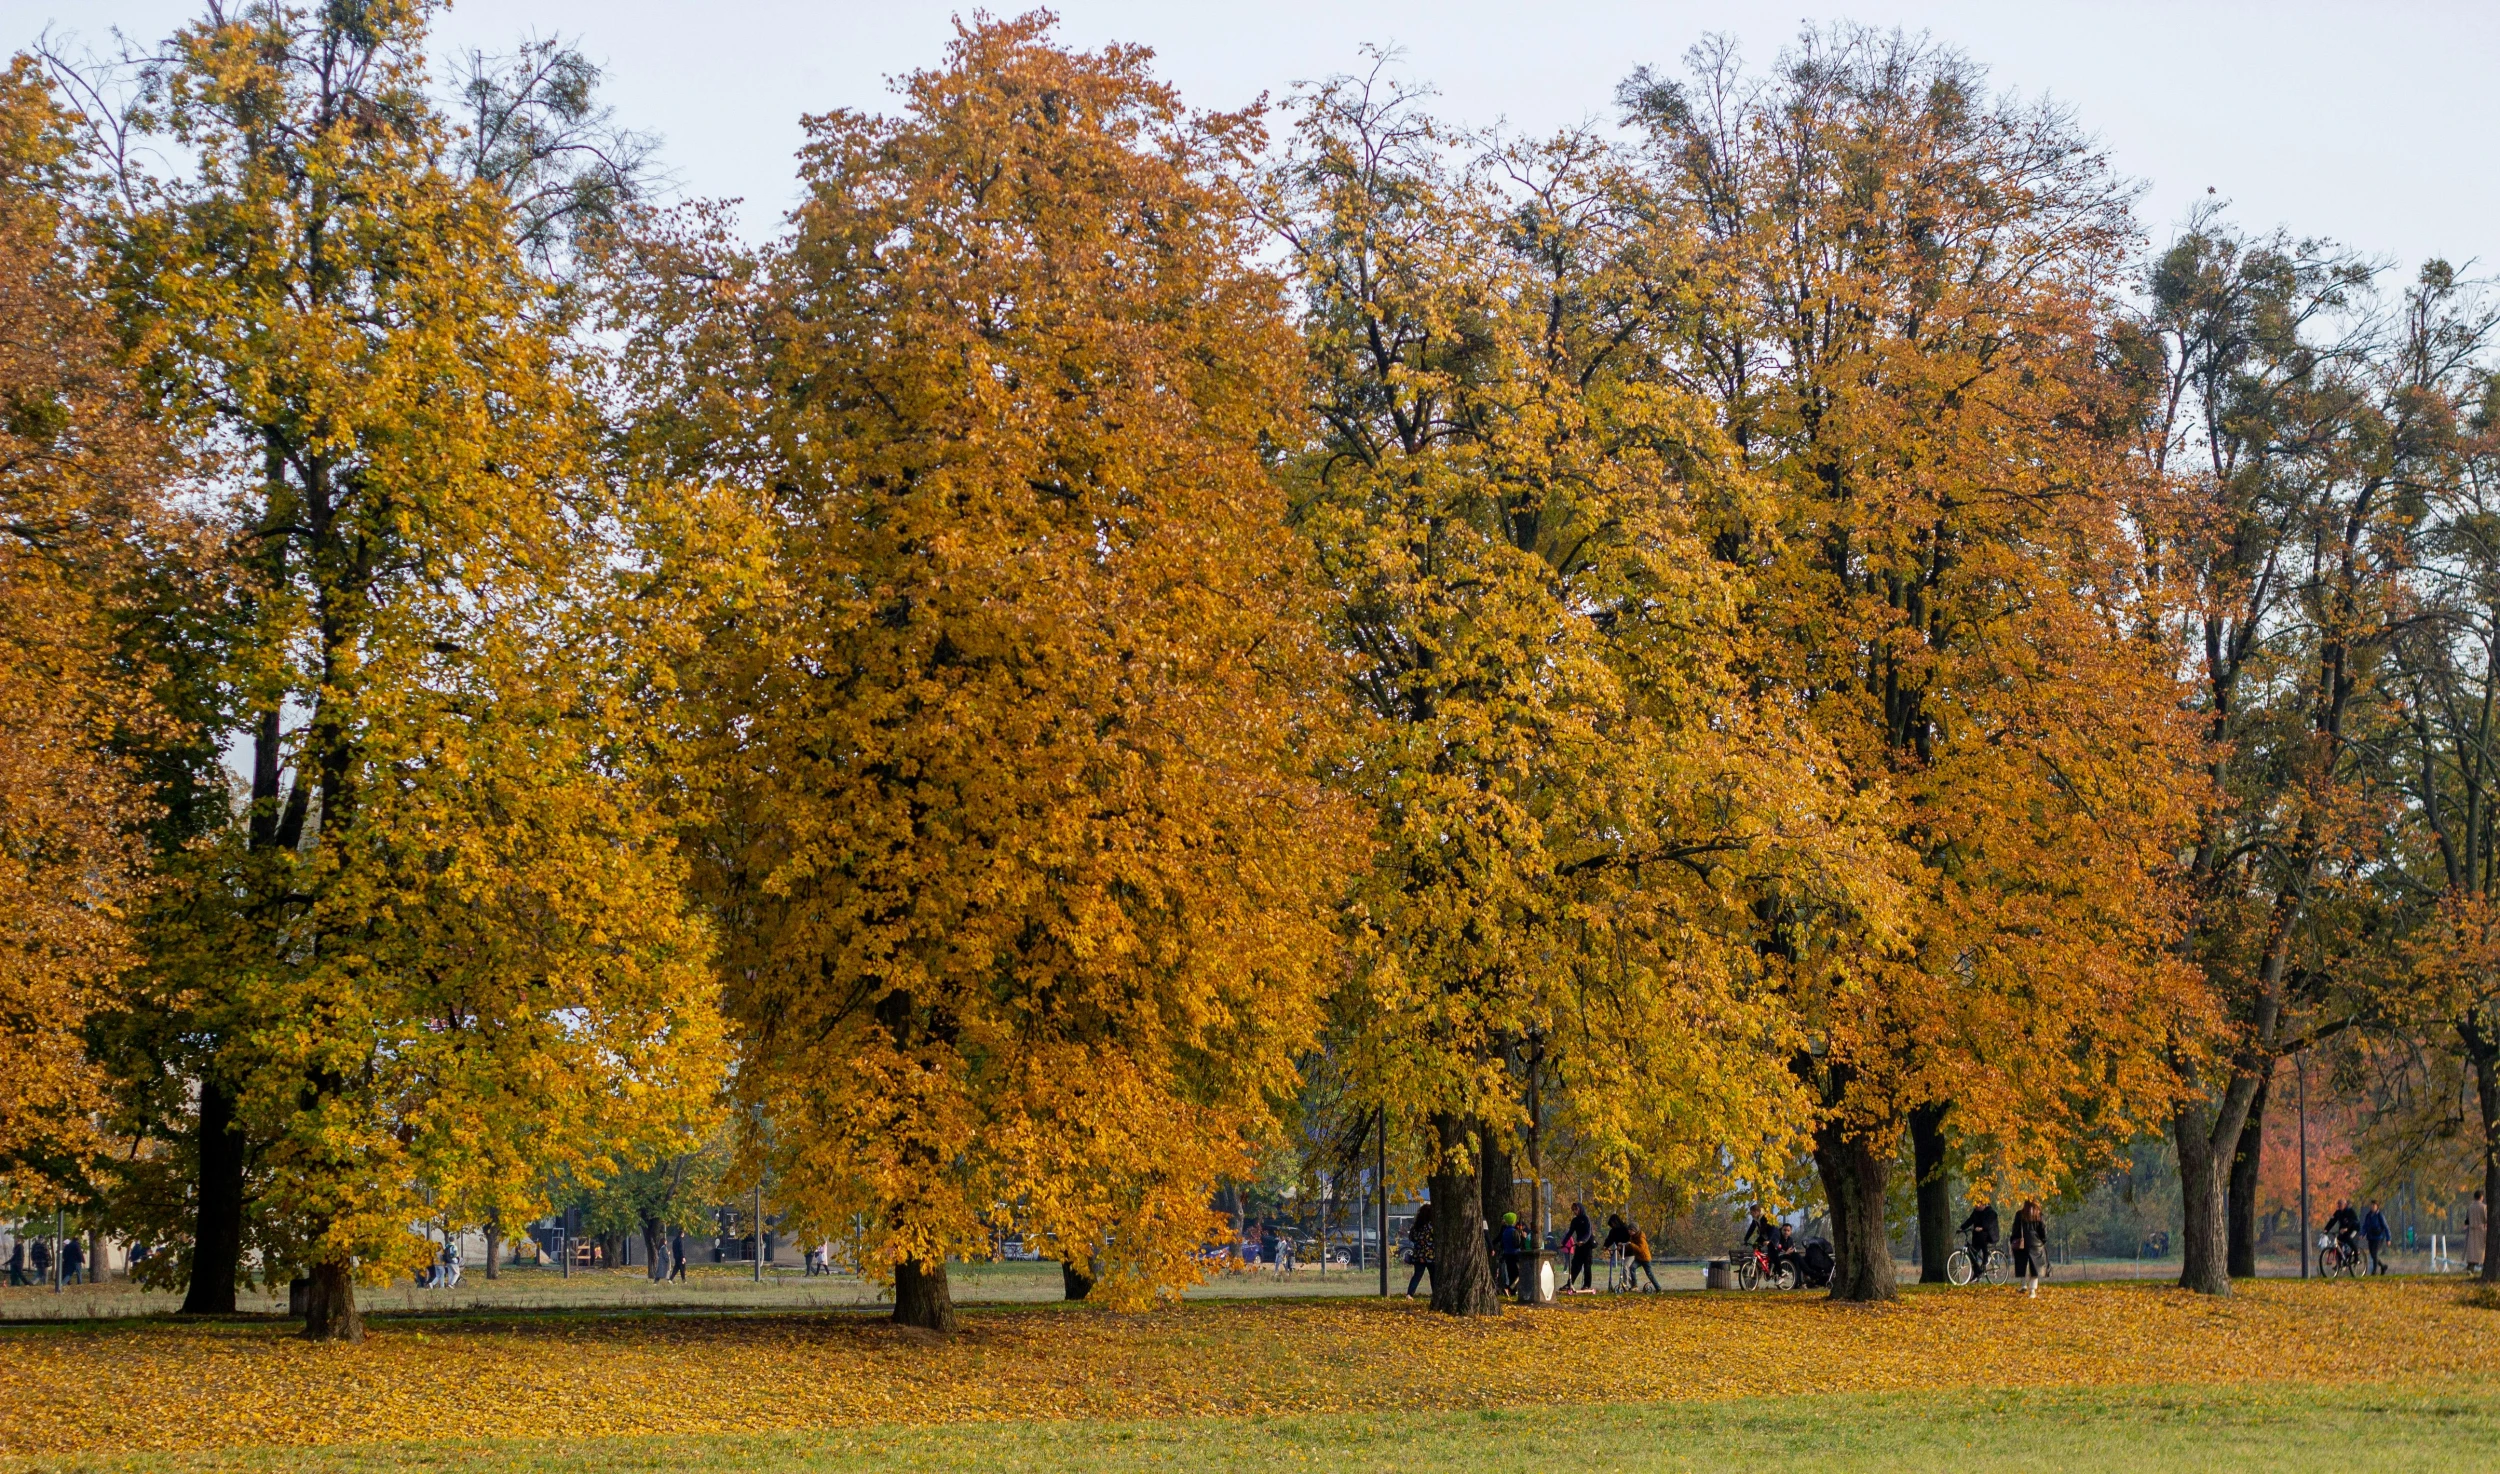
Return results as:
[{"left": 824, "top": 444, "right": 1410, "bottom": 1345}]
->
[
  {"left": 21, "top": 1383, "right": 2500, "bottom": 1473},
  {"left": 4, "top": 1276, "right": 2494, "bottom": 1470}
]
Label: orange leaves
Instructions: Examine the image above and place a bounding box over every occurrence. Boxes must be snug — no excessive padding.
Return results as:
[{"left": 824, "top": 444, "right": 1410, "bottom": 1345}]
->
[
  {"left": 704, "top": 16, "right": 1360, "bottom": 1303},
  {"left": 5, "top": 1280, "right": 2495, "bottom": 1458},
  {"left": 0, "top": 61, "right": 170, "bottom": 1202}
]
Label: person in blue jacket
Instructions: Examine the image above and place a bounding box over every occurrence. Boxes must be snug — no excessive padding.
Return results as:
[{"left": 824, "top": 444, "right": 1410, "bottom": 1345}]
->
[{"left": 2362, "top": 1200, "right": 2392, "bottom": 1275}]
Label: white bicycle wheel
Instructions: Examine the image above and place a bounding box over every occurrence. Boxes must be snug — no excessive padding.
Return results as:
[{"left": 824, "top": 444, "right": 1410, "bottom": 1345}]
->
[{"left": 1945, "top": 1248, "right": 1974, "bottom": 1286}]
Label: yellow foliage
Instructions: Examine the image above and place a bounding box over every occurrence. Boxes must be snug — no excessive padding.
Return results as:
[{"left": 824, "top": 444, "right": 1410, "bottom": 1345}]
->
[
  {"left": 0, "top": 60, "right": 169, "bottom": 1202},
  {"left": 2, "top": 1280, "right": 2494, "bottom": 1458},
  {"left": 686, "top": 17, "right": 1362, "bottom": 1313}
]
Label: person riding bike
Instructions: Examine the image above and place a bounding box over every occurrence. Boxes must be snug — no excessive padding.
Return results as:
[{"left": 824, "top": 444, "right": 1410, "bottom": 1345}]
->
[
  {"left": 2324, "top": 1200, "right": 2361, "bottom": 1267},
  {"left": 1743, "top": 1205, "right": 1783, "bottom": 1277},
  {"left": 1958, "top": 1200, "right": 2002, "bottom": 1275}
]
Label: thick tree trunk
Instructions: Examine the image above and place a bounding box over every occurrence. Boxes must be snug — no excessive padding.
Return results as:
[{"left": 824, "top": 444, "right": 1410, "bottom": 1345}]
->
[
  {"left": 302, "top": 1258, "right": 361, "bottom": 1342},
  {"left": 483, "top": 1219, "right": 500, "bottom": 1282},
  {"left": 2474, "top": 1041, "right": 2500, "bottom": 1286},
  {"left": 1429, "top": 1113, "right": 1499, "bottom": 1316},
  {"left": 180, "top": 1079, "right": 245, "bottom": 1316},
  {"left": 2174, "top": 1103, "right": 2233, "bottom": 1295},
  {"left": 1909, "top": 1103, "right": 1952, "bottom": 1284},
  {"left": 2227, "top": 1071, "right": 2270, "bottom": 1279},
  {"left": 1814, "top": 1122, "right": 1897, "bottom": 1302},
  {"left": 1478, "top": 1138, "right": 1514, "bottom": 1250},
  {"left": 643, "top": 1219, "right": 670, "bottom": 1283},
  {"left": 893, "top": 1257, "right": 955, "bottom": 1333},
  {"left": 1060, "top": 1258, "right": 1095, "bottom": 1301}
]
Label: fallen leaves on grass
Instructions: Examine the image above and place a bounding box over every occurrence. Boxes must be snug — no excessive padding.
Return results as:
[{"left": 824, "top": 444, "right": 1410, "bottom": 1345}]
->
[{"left": 3, "top": 1279, "right": 2495, "bottom": 1458}]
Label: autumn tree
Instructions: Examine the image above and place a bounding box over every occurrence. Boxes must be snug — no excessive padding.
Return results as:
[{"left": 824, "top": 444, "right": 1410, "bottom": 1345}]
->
[
  {"left": 1625, "top": 30, "right": 2210, "bottom": 1299},
  {"left": 692, "top": 16, "right": 1357, "bottom": 1332},
  {"left": 1271, "top": 62, "right": 1890, "bottom": 1317},
  {"left": 0, "top": 59, "right": 171, "bottom": 1209},
  {"left": 76, "top": 0, "right": 722, "bottom": 1339},
  {"left": 2126, "top": 212, "right": 2416, "bottom": 1291},
  {"left": 2373, "top": 261, "right": 2500, "bottom": 1282}
]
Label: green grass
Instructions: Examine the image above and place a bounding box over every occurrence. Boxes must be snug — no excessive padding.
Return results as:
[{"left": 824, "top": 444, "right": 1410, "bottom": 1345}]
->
[{"left": 21, "top": 1381, "right": 2500, "bottom": 1473}]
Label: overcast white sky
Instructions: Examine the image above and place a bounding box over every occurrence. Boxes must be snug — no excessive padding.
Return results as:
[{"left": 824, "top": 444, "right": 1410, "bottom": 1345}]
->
[{"left": 14, "top": 2, "right": 2498, "bottom": 278}]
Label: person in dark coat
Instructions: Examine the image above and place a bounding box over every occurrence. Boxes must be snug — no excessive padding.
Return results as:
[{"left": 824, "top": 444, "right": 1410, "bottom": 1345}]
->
[
  {"left": 28, "top": 1237, "right": 50, "bottom": 1283},
  {"left": 1564, "top": 1203, "right": 1596, "bottom": 1293},
  {"left": 2010, "top": 1200, "right": 2048, "bottom": 1298},
  {"left": 60, "top": 1237, "right": 83, "bottom": 1286},
  {"left": 5, "top": 1240, "right": 23, "bottom": 1287},
  {"left": 1495, "top": 1212, "right": 1522, "bottom": 1293},
  {"left": 1404, "top": 1203, "right": 1436, "bottom": 1298},
  {"left": 2362, "top": 1201, "right": 2392, "bottom": 1275},
  {"left": 1958, "top": 1200, "right": 2002, "bottom": 1272},
  {"left": 2325, "top": 1199, "right": 2361, "bottom": 1266}
]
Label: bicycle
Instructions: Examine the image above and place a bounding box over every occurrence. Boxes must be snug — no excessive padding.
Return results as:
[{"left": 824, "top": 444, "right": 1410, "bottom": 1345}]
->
[
  {"left": 2317, "top": 1232, "right": 2362, "bottom": 1279},
  {"left": 1944, "top": 1236, "right": 2003, "bottom": 1286},
  {"left": 1734, "top": 1243, "right": 1798, "bottom": 1291}
]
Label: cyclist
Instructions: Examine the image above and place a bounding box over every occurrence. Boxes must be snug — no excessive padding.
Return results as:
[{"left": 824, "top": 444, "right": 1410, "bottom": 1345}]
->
[
  {"left": 2324, "top": 1199, "right": 2361, "bottom": 1270},
  {"left": 1957, "top": 1199, "right": 2002, "bottom": 1279},
  {"left": 1741, "top": 1204, "right": 1781, "bottom": 1281}
]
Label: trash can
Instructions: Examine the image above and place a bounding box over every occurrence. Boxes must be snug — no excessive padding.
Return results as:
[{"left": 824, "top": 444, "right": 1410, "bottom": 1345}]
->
[
  {"left": 1514, "top": 1250, "right": 1556, "bottom": 1304},
  {"left": 1705, "top": 1258, "right": 1737, "bottom": 1290}
]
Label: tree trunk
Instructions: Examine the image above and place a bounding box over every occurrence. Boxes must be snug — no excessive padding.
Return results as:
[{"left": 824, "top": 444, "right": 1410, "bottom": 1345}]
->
[
  {"left": 1429, "top": 1112, "right": 1499, "bottom": 1316},
  {"left": 302, "top": 1258, "right": 361, "bottom": 1342},
  {"left": 1060, "top": 1259, "right": 1095, "bottom": 1301},
  {"left": 1814, "top": 1121, "right": 1897, "bottom": 1302},
  {"left": 2174, "top": 1101, "right": 2233, "bottom": 1295},
  {"left": 2227, "top": 1070, "right": 2270, "bottom": 1279},
  {"left": 893, "top": 1257, "right": 955, "bottom": 1333},
  {"left": 1909, "top": 1103, "right": 1952, "bottom": 1284},
  {"left": 180, "top": 1079, "right": 245, "bottom": 1316},
  {"left": 484, "top": 1219, "right": 500, "bottom": 1282},
  {"left": 1478, "top": 1137, "right": 1514, "bottom": 1252},
  {"left": 643, "top": 1218, "right": 670, "bottom": 1283}
]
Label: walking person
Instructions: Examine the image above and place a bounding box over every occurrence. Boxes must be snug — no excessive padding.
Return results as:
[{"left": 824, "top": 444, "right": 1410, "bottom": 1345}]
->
[
  {"left": 1404, "top": 1203, "right": 1436, "bottom": 1298},
  {"left": 1496, "top": 1212, "right": 1523, "bottom": 1294},
  {"left": 2362, "top": 1200, "right": 2391, "bottom": 1276},
  {"left": 60, "top": 1236, "right": 83, "bottom": 1287},
  {"left": 2011, "top": 1200, "right": 2048, "bottom": 1298},
  {"left": 29, "top": 1236, "right": 50, "bottom": 1286},
  {"left": 6, "top": 1239, "right": 23, "bottom": 1287},
  {"left": 2467, "top": 1191, "right": 2487, "bottom": 1275},
  {"left": 670, "top": 1229, "right": 689, "bottom": 1282},
  {"left": 1565, "top": 1202, "right": 1596, "bottom": 1294}
]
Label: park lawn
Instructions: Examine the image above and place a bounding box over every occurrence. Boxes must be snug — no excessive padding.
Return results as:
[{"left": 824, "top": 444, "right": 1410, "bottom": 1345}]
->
[
  {"left": 2, "top": 1277, "right": 2495, "bottom": 1465},
  {"left": 21, "top": 1383, "right": 2500, "bottom": 1473}
]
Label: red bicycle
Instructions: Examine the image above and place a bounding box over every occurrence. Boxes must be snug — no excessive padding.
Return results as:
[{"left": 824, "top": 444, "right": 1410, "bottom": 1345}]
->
[{"left": 1735, "top": 1243, "right": 1798, "bottom": 1291}]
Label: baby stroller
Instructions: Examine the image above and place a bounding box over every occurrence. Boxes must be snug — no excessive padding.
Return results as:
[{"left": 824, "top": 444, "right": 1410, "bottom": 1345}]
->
[{"left": 1797, "top": 1238, "right": 1835, "bottom": 1290}]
